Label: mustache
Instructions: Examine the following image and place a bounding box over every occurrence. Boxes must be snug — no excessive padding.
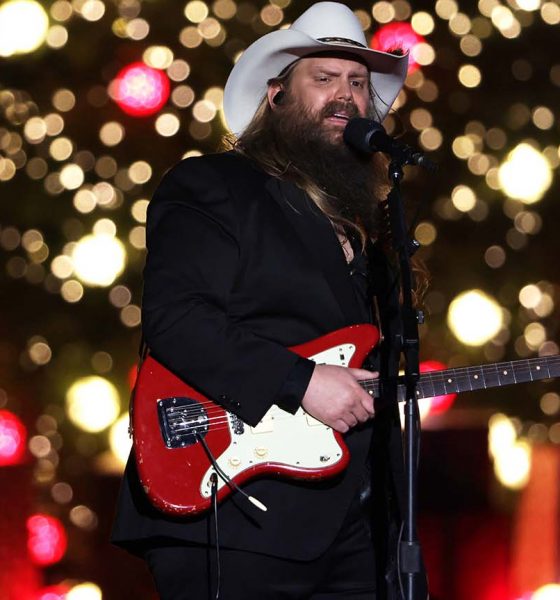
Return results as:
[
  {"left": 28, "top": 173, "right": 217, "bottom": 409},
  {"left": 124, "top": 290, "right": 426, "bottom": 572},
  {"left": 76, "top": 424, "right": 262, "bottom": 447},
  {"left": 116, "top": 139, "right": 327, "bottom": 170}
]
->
[{"left": 319, "top": 100, "right": 360, "bottom": 120}]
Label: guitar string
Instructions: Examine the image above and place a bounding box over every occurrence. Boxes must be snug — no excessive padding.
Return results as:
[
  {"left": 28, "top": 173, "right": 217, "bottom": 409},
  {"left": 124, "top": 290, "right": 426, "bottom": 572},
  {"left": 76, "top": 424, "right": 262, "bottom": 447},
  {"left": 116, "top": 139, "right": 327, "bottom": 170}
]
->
[
  {"left": 159, "top": 362, "right": 560, "bottom": 431},
  {"left": 160, "top": 357, "right": 560, "bottom": 435},
  {"left": 155, "top": 355, "right": 560, "bottom": 424}
]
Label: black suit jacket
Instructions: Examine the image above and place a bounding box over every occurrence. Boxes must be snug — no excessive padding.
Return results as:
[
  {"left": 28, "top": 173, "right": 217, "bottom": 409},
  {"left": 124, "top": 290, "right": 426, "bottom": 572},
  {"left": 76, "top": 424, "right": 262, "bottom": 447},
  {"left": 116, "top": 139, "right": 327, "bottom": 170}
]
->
[{"left": 112, "top": 152, "right": 405, "bottom": 564}]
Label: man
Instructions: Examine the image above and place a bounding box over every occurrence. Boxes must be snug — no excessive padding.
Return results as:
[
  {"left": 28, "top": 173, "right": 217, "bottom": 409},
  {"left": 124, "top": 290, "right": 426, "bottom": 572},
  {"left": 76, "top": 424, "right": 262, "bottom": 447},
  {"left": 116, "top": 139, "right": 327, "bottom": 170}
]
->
[{"left": 113, "top": 3, "right": 412, "bottom": 599}]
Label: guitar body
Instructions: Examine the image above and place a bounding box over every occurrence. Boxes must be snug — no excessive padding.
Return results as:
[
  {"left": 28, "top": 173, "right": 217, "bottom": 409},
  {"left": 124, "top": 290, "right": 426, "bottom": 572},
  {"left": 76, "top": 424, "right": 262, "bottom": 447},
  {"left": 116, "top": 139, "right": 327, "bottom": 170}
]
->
[{"left": 132, "top": 324, "right": 380, "bottom": 516}]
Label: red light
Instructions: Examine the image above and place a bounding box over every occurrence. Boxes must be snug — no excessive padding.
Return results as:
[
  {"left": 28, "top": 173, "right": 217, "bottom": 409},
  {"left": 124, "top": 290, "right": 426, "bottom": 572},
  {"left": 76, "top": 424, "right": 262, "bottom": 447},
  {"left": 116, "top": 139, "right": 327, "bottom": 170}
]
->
[
  {"left": 113, "top": 62, "right": 170, "bottom": 117},
  {"left": 420, "top": 360, "right": 457, "bottom": 415},
  {"left": 371, "top": 22, "right": 426, "bottom": 74},
  {"left": 27, "top": 514, "right": 67, "bottom": 566},
  {"left": 0, "top": 410, "right": 27, "bottom": 466}
]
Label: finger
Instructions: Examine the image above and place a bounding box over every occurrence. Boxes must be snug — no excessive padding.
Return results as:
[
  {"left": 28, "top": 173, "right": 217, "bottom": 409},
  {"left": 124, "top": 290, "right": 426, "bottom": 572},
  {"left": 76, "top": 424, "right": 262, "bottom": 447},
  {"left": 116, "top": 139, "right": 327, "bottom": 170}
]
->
[
  {"left": 334, "top": 420, "right": 349, "bottom": 433},
  {"left": 348, "top": 368, "right": 379, "bottom": 381},
  {"left": 360, "top": 396, "right": 375, "bottom": 417},
  {"left": 345, "top": 414, "right": 359, "bottom": 428},
  {"left": 352, "top": 404, "right": 370, "bottom": 423}
]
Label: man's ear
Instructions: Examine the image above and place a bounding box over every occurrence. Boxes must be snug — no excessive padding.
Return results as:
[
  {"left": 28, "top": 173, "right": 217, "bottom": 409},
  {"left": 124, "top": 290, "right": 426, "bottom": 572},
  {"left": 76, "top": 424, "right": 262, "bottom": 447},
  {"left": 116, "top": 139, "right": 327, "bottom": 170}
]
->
[{"left": 267, "top": 83, "right": 284, "bottom": 109}]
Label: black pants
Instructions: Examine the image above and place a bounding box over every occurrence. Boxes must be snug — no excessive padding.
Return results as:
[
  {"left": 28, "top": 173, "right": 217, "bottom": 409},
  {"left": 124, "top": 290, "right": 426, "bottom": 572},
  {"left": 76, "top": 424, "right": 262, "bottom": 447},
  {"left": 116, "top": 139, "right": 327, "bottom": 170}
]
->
[{"left": 143, "top": 499, "right": 376, "bottom": 600}]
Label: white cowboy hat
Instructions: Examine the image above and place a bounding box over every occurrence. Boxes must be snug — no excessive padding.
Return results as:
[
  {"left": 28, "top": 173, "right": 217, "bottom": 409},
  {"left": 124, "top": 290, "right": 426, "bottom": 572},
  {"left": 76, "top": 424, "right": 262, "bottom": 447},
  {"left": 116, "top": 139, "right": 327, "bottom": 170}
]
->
[{"left": 223, "top": 1, "right": 409, "bottom": 136}]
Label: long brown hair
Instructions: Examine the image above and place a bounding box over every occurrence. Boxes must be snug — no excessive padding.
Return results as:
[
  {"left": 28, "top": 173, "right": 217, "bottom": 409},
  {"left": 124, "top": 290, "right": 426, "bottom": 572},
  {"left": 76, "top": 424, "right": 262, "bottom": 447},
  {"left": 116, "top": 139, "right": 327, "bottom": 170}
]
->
[
  {"left": 224, "top": 64, "right": 389, "bottom": 250},
  {"left": 223, "top": 70, "right": 429, "bottom": 304}
]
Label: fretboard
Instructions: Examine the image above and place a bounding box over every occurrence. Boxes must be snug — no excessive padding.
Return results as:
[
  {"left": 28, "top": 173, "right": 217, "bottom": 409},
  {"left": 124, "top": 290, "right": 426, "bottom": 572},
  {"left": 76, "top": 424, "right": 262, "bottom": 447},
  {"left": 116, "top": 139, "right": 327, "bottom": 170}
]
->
[{"left": 360, "top": 354, "right": 560, "bottom": 402}]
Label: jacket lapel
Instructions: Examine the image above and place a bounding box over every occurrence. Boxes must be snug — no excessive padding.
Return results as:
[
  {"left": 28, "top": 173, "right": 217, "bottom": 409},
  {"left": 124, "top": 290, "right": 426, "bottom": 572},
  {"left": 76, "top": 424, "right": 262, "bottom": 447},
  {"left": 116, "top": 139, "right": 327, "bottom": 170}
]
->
[{"left": 265, "top": 177, "right": 364, "bottom": 326}]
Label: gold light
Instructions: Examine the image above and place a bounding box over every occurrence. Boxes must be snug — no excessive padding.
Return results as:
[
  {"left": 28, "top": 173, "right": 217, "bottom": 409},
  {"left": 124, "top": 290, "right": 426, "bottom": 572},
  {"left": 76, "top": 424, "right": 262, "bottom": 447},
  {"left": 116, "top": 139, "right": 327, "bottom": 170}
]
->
[
  {"left": 371, "top": 2, "right": 395, "bottom": 23},
  {"left": 66, "top": 582, "right": 103, "bottom": 600},
  {"left": 411, "top": 11, "right": 434, "bottom": 35},
  {"left": 0, "top": 0, "right": 49, "bottom": 57},
  {"left": 109, "top": 413, "right": 132, "bottom": 467},
  {"left": 451, "top": 185, "right": 476, "bottom": 212},
  {"left": 493, "top": 439, "right": 531, "bottom": 489},
  {"left": 60, "top": 164, "right": 84, "bottom": 190},
  {"left": 72, "top": 233, "right": 126, "bottom": 287},
  {"left": 458, "top": 64, "right": 482, "bottom": 88},
  {"left": 447, "top": 289, "right": 503, "bottom": 346},
  {"left": 498, "top": 143, "right": 552, "bottom": 204},
  {"left": 66, "top": 376, "right": 120, "bottom": 433}
]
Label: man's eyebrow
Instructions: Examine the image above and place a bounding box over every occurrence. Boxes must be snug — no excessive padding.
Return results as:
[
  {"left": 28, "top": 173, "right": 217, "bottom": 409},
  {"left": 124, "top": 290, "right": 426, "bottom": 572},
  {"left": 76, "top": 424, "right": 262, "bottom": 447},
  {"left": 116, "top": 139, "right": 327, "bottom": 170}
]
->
[{"left": 311, "top": 67, "right": 368, "bottom": 77}]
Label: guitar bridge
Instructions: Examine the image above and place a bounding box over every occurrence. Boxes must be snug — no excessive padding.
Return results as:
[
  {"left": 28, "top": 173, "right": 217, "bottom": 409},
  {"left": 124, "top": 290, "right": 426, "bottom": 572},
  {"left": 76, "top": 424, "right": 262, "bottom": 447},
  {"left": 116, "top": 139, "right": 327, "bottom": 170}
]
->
[{"left": 157, "top": 397, "right": 209, "bottom": 448}]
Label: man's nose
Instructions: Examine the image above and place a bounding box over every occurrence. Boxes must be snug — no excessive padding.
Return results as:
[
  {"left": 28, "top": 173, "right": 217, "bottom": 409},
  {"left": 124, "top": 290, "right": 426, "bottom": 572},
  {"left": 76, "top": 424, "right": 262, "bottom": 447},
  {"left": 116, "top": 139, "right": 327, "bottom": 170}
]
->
[{"left": 335, "top": 79, "right": 353, "bottom": 101}]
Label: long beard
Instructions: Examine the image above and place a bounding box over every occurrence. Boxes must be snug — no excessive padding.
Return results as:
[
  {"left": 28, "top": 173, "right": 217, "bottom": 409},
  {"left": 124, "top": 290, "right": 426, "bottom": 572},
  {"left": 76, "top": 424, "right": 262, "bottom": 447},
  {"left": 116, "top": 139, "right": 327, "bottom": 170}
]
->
[{"left": 269, "top": 97, "right": 383, "bottom": 237}]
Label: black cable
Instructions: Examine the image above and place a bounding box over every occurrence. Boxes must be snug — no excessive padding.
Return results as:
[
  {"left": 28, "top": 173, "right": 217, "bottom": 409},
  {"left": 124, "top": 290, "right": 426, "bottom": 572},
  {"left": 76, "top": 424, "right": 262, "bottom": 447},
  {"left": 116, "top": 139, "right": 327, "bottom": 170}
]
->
[
  {"left": 210, "top": 473, "right": 221, "bottom": 600},
  {"left": 195, "top": 432, "right": 267, "bottom": 512}
]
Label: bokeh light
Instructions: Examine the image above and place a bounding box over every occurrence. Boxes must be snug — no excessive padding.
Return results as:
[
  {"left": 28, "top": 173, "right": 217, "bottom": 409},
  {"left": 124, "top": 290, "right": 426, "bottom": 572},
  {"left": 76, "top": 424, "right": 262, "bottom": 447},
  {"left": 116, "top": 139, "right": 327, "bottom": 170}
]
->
[
  {"left": 493, "top": 439, "right": 531, "bottom": 489},
  {"left": 0, "top": 409, "right": 27, "bottom": 466},
  {"left": 71, "top": 233, "right": 126, "bottom": 287},
  {"left": 26, "top": 513, "right": 67, "bottom": 565},
  {"left": 498, "top": 143, "right": 553, "bottom": 204},
  {"left": 0, "top": 0, "right": 49, "bottom": 57},
  {"left": 113, "top": 62, "right": 171, "bottom": 117},
  {"left": 447, "top": 290, "right": 504, "bottom": 346},
  {"left": 66, "top": 582, "right": 103, "bottom": 600},
  {"left": 66, "top": 376, "right": 120, "bottom": 433},
  {"left": 489, "top": 413, "right": 517, "bottom": 459},
  {"left": 109, "top": 413, "right": 132, "bottom": 468},
  {"left": 532, "top": 584, "right": 560, "bottom": 600},
  {"left": 488, "top": 413, "right": 532, "bottom": 490}
]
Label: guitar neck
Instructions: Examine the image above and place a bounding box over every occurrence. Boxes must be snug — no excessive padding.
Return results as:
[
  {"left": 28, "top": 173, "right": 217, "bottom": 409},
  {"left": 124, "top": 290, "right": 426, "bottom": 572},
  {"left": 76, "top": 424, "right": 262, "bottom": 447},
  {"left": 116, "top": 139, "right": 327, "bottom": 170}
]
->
[{"left": 360, "top": 354, "right": 560, "bottom": 401}]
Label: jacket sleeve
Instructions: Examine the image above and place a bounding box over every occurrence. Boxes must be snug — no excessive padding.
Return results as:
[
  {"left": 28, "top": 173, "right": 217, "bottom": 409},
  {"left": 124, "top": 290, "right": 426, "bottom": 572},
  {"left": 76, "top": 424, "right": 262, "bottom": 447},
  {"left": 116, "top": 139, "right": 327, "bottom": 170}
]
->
[{"left": 141, "top": 156, "right": 313, "bottom": 426}]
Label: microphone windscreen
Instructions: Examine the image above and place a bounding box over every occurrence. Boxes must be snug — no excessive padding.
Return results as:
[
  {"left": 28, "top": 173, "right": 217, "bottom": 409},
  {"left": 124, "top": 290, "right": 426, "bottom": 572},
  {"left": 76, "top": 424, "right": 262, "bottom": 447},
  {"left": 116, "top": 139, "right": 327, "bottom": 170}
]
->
[{"left": 343, "top": 118, "right": 385, "bottom": 154}]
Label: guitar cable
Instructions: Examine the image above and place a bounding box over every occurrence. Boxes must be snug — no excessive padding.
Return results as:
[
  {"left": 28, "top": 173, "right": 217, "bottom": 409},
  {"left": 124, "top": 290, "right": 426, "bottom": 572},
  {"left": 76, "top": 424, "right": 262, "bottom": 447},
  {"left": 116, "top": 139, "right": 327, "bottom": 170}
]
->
[
  {"left": 194, "top": 432, "right": 268, "bottom": 513},
  {"left": 210, "top": 472, "right": 221, "bottom": 600},
  {"left": 194, "top": 432, "right": 268, "bottom": 600}
]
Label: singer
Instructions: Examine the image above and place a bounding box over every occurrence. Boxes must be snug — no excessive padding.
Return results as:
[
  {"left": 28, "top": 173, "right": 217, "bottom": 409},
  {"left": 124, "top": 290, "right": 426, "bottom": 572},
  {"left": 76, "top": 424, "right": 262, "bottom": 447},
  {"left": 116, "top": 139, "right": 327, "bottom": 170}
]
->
[{"left": 112, "top": 3, "right": 424, "bottom": 599}]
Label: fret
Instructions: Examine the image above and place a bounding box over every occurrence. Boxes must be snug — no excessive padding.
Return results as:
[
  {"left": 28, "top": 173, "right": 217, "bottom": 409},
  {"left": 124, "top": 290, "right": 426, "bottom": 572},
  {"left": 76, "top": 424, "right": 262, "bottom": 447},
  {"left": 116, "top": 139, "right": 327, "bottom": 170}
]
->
[
  {"left": 430, "top": 374, "right": 448, "bottom": 397},
  {"left": 543, "top": 356, "right": 560, "bottom": 379},
  {"left": 418, "top": 375, "right": 435, "bottom": 400},
  {"left": 510, "top": 359, "right": 535, "bottom": 384},
  {"left": 465, "top": 367, "right": 486, "bottom": 391},
  {"left": 359, "top": 355, "right": 560, "bottom": 403},
  {"left": 481, "top": 363, "right": 501, "bottom": 389},
  {"left": 496, "top": 361, "right": 516, "bottom": 386},
  {"left": 441, "top": 369, "right": 456, "bottom": 394}
]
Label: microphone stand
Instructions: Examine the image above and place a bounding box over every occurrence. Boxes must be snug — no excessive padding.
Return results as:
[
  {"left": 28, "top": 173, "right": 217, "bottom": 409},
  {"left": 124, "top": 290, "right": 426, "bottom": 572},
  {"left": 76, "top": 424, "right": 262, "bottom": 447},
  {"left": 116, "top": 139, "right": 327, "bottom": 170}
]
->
[{"left": 385, "top": 147, "right": 426, "bottom": 600}]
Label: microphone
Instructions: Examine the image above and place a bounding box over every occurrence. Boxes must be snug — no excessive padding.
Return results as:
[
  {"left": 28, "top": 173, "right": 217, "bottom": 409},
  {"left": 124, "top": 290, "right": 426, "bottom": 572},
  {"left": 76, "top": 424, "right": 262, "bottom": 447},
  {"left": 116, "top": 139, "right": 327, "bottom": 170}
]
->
[{"left": 343, "top": 118, "right": 438, "bottom": 173}]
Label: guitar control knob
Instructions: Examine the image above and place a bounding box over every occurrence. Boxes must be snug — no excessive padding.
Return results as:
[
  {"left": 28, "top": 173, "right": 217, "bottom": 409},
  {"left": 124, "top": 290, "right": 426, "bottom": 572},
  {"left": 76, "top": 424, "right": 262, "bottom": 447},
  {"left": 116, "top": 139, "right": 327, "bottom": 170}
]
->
[
  {"left": 229, "top": 456, "right": 241, "bottom": 467},
  {"left": 254, "top": 447, "right": 268, "bottom": 458}
]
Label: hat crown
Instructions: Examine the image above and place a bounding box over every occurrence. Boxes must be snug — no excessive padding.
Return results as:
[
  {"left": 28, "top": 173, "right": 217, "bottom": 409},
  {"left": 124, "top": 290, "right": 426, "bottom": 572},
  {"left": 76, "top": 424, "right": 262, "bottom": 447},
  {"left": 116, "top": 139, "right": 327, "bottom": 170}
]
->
[{"left": 290, "top": 2, "right": 367, "bottom": 47}]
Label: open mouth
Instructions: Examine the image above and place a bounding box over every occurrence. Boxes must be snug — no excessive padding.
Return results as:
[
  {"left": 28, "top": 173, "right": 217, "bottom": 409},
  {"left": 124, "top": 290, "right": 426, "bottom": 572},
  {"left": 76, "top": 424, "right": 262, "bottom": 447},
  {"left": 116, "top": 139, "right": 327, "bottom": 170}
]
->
[{"left": 326, "top": 112, "right": 351, "bottom": 124}]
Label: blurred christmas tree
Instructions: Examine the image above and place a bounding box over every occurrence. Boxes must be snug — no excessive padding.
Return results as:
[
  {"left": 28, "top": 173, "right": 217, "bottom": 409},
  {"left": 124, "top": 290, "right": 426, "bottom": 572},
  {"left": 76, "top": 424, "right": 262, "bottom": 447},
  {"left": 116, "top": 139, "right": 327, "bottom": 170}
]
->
[{"left": 1, "top": 0, "right": 559, "bottom": 598}]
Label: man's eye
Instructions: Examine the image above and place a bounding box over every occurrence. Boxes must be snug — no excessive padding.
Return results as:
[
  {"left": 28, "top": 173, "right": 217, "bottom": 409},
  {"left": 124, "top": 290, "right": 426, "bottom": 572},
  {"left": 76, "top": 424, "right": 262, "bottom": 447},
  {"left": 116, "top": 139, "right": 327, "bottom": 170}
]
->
[
  {"left": 351, "top": 80, "right": 366, "bottom": 88},
  {"left": 316, "top": 76, "right": 330, "bottom": 83}
]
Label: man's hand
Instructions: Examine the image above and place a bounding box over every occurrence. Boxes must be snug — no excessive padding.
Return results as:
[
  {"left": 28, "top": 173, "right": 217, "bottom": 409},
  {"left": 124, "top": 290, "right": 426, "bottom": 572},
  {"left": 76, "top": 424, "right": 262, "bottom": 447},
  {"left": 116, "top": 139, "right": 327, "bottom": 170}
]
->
[{"left": 301, "top": 364, "right": 377, "bottom": 433}]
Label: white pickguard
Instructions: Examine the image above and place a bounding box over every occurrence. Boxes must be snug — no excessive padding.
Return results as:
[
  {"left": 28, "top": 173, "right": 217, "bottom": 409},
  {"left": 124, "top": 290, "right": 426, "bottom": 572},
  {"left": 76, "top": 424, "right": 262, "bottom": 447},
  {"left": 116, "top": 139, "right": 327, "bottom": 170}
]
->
[{"left": 200, "top": 343, "right": 358, "bottom": 497}]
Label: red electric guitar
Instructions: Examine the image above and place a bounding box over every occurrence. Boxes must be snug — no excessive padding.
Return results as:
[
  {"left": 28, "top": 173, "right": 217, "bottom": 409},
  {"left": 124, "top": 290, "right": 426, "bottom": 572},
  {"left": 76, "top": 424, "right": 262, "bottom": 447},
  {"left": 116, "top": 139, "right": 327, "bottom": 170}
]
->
[{"left": 132, "top": 324, "right": 560, "bottom": 516}]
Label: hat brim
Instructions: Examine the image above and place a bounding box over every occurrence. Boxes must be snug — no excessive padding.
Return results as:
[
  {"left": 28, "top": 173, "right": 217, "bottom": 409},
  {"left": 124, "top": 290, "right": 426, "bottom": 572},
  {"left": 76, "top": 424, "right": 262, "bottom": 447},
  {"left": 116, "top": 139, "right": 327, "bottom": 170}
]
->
[{"left": 223, "top": 28, "right": 408, "bottom": 136}]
